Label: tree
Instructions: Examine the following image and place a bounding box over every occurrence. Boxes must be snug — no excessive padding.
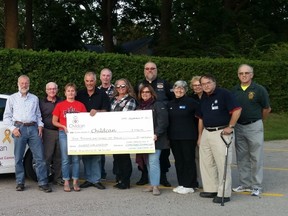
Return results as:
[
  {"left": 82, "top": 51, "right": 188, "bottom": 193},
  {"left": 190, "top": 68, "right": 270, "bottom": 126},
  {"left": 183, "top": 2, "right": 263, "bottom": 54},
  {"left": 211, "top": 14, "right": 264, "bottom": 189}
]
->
[
  {"left": 4, "top": 0, "right": 19, "bottom": 48},
  {"left": 0, "top": 1, "right": 4, "bottom": 47},
  {"left": 159, "top": 0, "right": 172, "bottom": 47},
  {"left": 62, "top": 0, "right": 118, "bottom": 52},
  {"left": 99, "top": 0, "right": 117, "bottom": 52},
  {"left": 33, "top": 0, "right": 82, "bottom": 51},
  {"left": 24, "top": 0, "right": 33, "bottom": 49}
]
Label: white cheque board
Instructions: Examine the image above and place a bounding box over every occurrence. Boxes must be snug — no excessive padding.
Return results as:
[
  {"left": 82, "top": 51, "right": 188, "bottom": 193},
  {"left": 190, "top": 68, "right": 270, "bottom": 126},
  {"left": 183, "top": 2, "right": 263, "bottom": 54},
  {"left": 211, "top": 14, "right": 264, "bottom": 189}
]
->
[{"left": 66, "top": 110, "right": 155, "bottom": 155}]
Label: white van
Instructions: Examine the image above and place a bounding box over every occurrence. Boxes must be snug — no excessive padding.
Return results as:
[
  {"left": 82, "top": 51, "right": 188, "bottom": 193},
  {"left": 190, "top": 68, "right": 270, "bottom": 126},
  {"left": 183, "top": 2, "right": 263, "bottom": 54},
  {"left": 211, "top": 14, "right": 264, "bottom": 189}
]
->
[{"left": 0, "top": 94, "right": 36, "bottom": 180}]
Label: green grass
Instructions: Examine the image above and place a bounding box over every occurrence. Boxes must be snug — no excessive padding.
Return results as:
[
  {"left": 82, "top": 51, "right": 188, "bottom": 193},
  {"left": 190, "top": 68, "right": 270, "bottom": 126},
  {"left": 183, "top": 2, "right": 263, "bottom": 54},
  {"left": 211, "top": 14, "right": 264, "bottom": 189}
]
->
[{"left": 264, "top": 113, "right": 288, "bottom": 141}]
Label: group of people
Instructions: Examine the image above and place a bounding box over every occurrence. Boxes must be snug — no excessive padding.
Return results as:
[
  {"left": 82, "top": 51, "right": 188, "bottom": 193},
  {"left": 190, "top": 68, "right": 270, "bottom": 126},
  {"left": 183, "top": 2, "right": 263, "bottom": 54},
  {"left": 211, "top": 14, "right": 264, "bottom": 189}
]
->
[{"left": 3, "top": 62, "right": 271, "bottom": 203}]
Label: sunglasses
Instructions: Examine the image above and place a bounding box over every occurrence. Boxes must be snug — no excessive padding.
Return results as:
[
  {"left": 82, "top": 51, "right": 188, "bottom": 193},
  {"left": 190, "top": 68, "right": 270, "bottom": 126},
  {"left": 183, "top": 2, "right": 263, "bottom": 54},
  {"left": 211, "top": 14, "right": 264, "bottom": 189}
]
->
[{"left": 116, "top": 84, "right": 126, "bottom": 89}]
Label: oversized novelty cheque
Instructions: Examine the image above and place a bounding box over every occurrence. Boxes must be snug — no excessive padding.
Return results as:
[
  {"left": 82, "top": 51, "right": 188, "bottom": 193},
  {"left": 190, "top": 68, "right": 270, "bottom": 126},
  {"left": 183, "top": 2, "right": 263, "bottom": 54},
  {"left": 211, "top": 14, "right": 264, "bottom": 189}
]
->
[{"left": 66, "top": 110, "right": 155, "bottom": 155}]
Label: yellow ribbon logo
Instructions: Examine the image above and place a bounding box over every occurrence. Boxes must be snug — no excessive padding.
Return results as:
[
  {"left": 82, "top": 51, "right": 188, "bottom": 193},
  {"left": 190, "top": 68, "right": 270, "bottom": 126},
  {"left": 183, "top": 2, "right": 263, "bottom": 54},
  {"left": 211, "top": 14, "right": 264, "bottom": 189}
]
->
[{"left": 2, "top": 129, "right": 11, "bottom": 143}]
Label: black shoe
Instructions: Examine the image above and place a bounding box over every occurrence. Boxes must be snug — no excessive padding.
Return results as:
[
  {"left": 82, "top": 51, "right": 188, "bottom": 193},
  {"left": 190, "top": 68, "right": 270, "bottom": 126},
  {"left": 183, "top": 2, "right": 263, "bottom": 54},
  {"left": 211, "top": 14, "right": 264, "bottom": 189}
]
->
[
  {"left": 199, "top": 192, "right": 218, "bottom": 198},
  {"left": 80, "top": 181, "right": 94, "bottom": 188},
  {"left": 16, "top": 184, "right": 25, "bottom": 191},
  {"left": 115, "top": 182, "right": 130, "bottom": 189},
  {"left": 136, "top": 178, "right": 149, "bottom": 185},
  {"left": 213, "top": 196, "right": 230, "bottom": 203},
  {"left": 93, "top": 182, "right": 106, "bottom": 190},
  {"left": 39, "top": 184, "right": 52, "bottom": 193},
  {"left": 136, "top": 169, "right": 149, "bottom": 185},
  {"left": 160, "top": 173, "right": 171, "bottom": 187}
]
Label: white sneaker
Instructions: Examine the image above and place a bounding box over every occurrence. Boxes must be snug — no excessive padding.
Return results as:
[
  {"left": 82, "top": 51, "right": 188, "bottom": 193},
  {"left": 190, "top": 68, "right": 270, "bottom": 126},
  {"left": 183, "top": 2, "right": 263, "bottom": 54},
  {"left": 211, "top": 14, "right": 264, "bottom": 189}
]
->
[
  {"left": 232, "top": 185, "right": 252, "bottom": 192},
  {"left": 177, "top": 187, "right": 195, "bottom": 194},
  {"left": 251, "top": 188, "right": 261, "bottom": 196},
  {"left": 172, "top": 186, "right": 183, "bottom": 193}
]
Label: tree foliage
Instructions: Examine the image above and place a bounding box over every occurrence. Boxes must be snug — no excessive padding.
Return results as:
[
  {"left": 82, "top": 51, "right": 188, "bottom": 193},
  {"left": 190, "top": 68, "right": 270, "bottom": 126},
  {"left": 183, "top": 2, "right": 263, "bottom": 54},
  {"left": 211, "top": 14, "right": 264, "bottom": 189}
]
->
[{"left": 1, "top": 0, "right": 288, "bottom": 58}]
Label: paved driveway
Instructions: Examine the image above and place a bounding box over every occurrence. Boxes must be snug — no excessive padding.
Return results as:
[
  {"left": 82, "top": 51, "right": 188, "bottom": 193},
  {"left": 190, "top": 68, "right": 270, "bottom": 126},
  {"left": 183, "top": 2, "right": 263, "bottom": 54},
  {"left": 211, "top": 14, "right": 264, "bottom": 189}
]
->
[{"left": 0, "top": 140, "right": 287, "bottom": 216}]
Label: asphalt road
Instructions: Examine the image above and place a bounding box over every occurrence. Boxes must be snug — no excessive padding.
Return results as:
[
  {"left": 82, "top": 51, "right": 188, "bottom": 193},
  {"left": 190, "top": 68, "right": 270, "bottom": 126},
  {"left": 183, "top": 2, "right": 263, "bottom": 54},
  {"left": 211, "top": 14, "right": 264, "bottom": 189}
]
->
[{"left": 0, "top": 140, "right": 287, "bottom": 216}]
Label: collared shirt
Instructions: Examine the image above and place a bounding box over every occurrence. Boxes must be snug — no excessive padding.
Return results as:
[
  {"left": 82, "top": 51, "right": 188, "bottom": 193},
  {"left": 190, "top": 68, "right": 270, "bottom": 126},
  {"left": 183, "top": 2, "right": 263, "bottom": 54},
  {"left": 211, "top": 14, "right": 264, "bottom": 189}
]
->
[
  {"left": 196, "top": 87, "right": 241, "bottom": 127},
  {"left": 98, "top": 84, "right": 115, "bottom": 99},
  {"left": 76, "top": 88, "right": 111, "bottom": 112},
  {"left": 232, "top": 81, "right": 270, "bottom": 123},
  {"left": 111, "top": 94, "right": 137, "bottom": 112},
  {"left": 4, "top": 92, "right": 44, "bottom": 131},
  {"left": 39, "top": 96, "right": 62, "bottom": 130}
]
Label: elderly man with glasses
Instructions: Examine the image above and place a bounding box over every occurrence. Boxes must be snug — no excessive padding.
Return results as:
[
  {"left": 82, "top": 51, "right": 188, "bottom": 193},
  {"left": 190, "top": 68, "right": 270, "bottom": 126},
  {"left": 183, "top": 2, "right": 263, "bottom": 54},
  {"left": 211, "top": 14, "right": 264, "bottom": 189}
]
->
[
  {"left": 196, "top": 74, "right": 242, "bottom": 203},
  {"left": 39, "top": 82, "right": 63, "bottom": 185},
  {"left": 232, "top": 64, "right": 271, "bottom": 197}
]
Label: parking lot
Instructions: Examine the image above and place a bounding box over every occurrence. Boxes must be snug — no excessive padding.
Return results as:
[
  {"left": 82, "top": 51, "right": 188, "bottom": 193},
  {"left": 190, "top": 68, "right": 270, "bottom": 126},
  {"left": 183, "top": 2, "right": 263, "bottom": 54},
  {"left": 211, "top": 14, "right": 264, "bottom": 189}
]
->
[{"left": 0, "top": 140, "right": 287, "bottom": 216}]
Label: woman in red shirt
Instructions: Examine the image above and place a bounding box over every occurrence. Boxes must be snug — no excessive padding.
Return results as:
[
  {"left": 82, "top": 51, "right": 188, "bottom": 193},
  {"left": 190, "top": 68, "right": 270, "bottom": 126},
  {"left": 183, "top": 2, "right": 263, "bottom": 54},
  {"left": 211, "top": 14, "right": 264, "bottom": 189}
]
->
[{"left": 52, "top": 83, "right": 87, "bottom": 192}]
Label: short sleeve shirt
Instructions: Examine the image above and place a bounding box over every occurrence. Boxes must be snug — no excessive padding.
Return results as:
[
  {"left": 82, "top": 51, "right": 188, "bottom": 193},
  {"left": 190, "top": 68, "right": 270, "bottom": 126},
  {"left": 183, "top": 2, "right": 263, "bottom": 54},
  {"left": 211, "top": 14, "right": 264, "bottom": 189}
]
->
[
  {"left": 232, "top": 81, "right": 270, "bottom": 123},
  {"left": 197, "top": 87, "right": 240, "bottom": 127},
  {"left": 76, "top": 88, "right": 111, "bottom": 112},
  {"left": 52, "top": 100, "right": 87, "bottom": 129}
]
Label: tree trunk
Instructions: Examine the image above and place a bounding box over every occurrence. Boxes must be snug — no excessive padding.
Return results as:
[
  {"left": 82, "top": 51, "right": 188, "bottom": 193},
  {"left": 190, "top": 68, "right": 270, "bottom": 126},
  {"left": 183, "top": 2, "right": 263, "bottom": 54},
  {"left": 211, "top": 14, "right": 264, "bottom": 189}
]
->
[
  {"left": 100, "top": 0, "right": 116, "bottom": 52},
  {"left": 4, "top": 0, "right": 19, "bottom": 48},
  {"left": 25, "top": 0, "right": 33, "bottom": 49},
  {"left": 159, "top": 0, "right": 172, "bottom": 46}
]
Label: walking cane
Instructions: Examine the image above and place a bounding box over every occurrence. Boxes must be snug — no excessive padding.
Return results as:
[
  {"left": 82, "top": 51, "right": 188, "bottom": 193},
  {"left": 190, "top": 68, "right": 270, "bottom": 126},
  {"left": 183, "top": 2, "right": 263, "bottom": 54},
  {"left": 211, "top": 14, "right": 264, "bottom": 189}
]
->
[{"left": 220, "top": 131, "right": 233, "bottom": 206}]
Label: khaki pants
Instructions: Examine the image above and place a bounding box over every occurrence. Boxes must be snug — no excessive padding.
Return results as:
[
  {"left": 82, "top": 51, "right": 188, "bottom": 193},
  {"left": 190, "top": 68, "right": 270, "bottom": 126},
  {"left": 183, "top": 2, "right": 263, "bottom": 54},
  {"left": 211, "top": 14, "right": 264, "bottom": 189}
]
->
[{"left": 199, "top": 129, "right": 233, "bottom": 197}]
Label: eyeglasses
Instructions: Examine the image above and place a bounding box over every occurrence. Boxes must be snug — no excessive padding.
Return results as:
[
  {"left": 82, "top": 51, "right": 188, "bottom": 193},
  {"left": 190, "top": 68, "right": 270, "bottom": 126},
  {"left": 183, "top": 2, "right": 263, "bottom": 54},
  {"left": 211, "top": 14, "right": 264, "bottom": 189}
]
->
[
  {"left": 192, "top": 84, "right": 201, "bottom": 87},
  {"left": 116, "top": 84, "right": 126, "bottom": 89},
  {"left": 201, "top": 81, "right": 213, "bottom": 87},
  {"left": 238, "top": 72, "right": 252, "bottom": 76},
  {"left": 46, "top": 88, "right": 57, "bottom": 91},
  {"left": 145, "top": 67, "right": 156, "bottom": 70},
  {"left": 141, "top": 91, "right": 151, "bottom": 94}
]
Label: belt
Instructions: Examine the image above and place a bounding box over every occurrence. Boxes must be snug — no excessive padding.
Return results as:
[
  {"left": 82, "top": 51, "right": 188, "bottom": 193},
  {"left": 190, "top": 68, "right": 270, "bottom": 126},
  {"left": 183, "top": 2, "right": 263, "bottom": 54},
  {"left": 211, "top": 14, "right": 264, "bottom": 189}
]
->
[
  {"left": 238, "top": 120, "right": 258, "bottom": 125},
  {"left": 14, "top": 121, "right": 36, "bottom": 126},
  {"left": 205, "top": 125, "right": 227, "bottom": 132}
]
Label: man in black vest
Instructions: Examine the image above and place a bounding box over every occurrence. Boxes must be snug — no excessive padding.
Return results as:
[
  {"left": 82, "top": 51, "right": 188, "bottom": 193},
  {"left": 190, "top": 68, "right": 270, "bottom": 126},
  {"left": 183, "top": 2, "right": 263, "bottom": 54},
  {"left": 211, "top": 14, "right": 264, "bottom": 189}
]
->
[{"left": 135, "top": 61, "right": 174, "bottom": 187}]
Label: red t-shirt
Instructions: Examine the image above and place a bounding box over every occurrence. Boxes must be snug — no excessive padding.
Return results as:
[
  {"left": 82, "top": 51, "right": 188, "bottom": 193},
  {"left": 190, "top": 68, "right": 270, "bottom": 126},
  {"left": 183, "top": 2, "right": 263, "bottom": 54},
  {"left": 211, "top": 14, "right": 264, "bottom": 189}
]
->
[{"left": 52, "top": 100, "right": 87, "bottom": 129}]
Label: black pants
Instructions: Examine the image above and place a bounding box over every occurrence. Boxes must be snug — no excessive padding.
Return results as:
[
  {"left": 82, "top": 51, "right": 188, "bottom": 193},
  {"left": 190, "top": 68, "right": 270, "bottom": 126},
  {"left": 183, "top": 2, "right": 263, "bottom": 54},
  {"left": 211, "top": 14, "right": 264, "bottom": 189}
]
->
[
  {"left": 170, "top": 140, "right": 198, "bottom": 188},
  {"left": 160, "top": 148, "right": 171, "bottom": 173},
  {"left": 101, "top": 155, "right": 106, "bottom": 176},
  {"left": 113, "top": 154, "right": 132, "bottom": 185}
]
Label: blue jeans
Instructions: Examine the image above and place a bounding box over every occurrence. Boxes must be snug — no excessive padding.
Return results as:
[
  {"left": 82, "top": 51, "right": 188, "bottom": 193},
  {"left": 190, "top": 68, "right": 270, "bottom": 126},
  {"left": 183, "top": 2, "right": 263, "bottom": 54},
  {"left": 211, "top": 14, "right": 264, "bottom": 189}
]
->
[
  {"left": 59, "top": 130, "right": 80, "bottom": 180},
  {"left": 82, "top": 155, "right": 101, "bottom": 183},
  {"left": 13, "top": 124, "right": 48, "bottom": 186},
  {"left": 147, "top": 150, "right": 161, "bottom": 186}
]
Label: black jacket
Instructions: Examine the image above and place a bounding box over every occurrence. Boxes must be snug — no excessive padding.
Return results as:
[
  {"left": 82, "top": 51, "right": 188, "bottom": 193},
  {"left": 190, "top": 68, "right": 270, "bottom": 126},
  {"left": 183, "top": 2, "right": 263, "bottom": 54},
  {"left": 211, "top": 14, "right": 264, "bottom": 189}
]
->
[
  {"left": 139, "top": 100, "right": 169, "bottom": 150},
  {"left": 167, "top": 95, "right": 199, "bottom": 140}
]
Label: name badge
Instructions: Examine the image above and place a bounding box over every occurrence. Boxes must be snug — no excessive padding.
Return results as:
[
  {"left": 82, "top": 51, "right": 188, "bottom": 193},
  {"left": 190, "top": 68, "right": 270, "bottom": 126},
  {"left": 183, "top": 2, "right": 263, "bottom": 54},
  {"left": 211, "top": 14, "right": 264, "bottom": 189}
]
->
[
  {"left": 179, "top": 106, "right": 186, "bottom": 109},
  {"left": 211, "top": 100, "right": 218, "bottom": 110}
]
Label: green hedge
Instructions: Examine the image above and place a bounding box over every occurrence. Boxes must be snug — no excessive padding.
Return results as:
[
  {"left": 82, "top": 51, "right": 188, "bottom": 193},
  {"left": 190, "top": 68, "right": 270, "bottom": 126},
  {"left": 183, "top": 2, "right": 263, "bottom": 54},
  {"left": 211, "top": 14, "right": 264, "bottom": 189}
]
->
[{"left": 0, "top": 49, "right": 287, "bottom": 112}]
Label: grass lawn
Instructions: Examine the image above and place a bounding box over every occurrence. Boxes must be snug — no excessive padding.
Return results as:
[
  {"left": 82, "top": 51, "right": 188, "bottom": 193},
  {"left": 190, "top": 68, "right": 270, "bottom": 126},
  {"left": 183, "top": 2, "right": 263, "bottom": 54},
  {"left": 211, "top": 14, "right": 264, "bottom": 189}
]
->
[{"left": 264, "top": 112, "right": 288, "bottom": 141}]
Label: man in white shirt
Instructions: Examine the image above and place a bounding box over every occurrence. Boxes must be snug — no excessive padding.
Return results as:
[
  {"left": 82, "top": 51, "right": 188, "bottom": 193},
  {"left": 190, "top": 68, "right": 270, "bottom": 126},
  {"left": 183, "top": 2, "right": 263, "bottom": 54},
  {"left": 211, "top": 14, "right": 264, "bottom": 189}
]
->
[{"left": 4, "top": 75, "right": 52, "bottom": 193}]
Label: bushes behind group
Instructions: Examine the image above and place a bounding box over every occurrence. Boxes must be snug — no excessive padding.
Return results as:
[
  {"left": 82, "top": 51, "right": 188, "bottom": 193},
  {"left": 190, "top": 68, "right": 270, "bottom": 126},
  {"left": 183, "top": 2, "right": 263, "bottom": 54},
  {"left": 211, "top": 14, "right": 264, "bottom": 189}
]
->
[{"left": 0, "top": 49, "right": 287, "bottom": 112}]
